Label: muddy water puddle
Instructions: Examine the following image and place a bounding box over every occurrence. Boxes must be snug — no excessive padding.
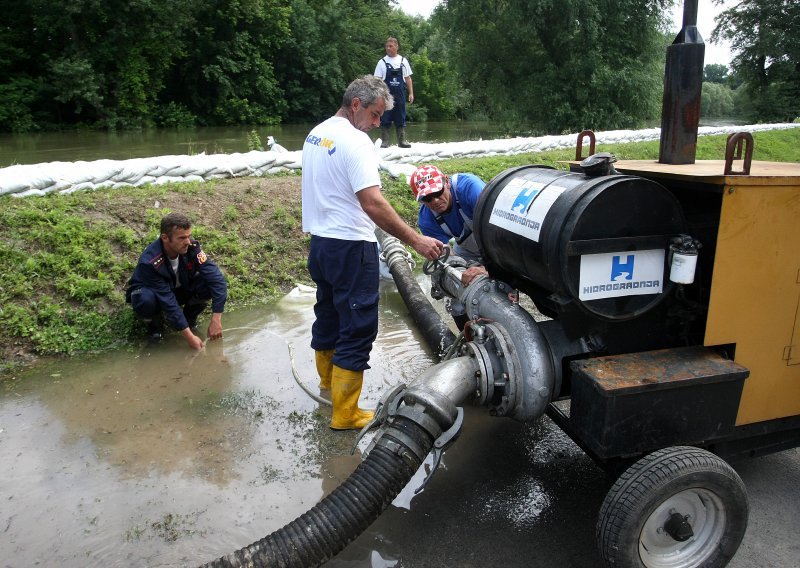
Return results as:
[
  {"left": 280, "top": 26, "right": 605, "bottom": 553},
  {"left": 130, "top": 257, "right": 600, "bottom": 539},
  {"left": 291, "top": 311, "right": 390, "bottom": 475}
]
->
[{"left": 2, "top": 279, "right": 606, "bottom": 567}]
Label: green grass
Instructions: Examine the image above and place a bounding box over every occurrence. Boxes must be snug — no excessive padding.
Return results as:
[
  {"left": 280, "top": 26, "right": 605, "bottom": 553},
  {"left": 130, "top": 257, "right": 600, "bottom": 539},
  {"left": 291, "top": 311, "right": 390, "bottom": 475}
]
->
[
  {"left": 0, "top": 204, "right": 142, "bottom": 356},
  {"left": 0, "top": 127, "right": 798, "bottom": 372}
]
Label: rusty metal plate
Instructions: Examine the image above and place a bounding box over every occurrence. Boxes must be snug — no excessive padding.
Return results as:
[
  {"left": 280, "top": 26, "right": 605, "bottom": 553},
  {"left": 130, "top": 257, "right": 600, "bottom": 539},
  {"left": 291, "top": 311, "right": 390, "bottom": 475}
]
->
[{"left": 570, "top": 346, "right": 749, "bottom": 394}]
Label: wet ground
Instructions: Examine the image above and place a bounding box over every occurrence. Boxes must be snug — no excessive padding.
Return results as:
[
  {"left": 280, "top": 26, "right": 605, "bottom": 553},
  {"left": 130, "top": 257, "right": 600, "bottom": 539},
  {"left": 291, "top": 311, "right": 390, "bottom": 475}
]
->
[{"left": 2, "top": 278, "right": 798, "bottom": 567}]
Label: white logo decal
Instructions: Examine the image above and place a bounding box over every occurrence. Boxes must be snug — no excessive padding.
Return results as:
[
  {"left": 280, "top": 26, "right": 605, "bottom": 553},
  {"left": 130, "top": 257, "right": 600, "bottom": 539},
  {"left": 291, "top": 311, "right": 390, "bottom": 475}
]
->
[
  {"left": 579, "top": 250, "right": 665, "bottom": 300},
  {"left": 489, "top": 178, "right": 566, "bottom": 242}
]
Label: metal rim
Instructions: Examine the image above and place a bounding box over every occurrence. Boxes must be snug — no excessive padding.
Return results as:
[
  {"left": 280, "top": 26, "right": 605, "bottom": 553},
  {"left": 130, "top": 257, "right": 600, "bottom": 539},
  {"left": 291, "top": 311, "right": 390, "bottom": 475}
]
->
[{"left": 638, "top": 487, "right": 726, "bottom": 568}]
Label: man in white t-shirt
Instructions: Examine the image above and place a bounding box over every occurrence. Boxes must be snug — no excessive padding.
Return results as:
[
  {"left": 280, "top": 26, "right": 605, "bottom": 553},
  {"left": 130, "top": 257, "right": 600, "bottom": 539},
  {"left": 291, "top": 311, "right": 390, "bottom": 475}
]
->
[
  {"left": 302, "top": 75, "right": 443, "bottom": 430},
  {"left": 373, "top": 37, "right": 414, "bottom": 148}
]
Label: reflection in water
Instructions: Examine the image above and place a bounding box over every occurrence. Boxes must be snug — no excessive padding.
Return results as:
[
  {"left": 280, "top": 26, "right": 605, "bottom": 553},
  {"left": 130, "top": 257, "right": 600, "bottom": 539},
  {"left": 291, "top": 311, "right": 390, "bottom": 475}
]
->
[{"left": 38, "top": 340, "right": 244, "bottom": 484}]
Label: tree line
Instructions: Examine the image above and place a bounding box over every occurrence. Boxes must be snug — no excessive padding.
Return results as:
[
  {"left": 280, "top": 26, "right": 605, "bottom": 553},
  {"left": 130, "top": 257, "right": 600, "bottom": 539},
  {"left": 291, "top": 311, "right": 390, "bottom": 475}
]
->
[{"left": 0, "top": 0, "right": 797, "bottom": 134}]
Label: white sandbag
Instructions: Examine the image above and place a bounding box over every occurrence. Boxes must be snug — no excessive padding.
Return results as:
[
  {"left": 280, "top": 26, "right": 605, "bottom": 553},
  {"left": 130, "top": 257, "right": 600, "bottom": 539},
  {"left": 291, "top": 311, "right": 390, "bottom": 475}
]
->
[
  {"left": 10, "top": 168, "right": 58, "bottom": 191},
  {"left": 12, "top": 188, "right": 47, "bottom": 197},
  {"left": 134, "top": 175, "right": 157, "bottom": 186},
  {"left": 0, "top": 172, "right": 34, "bottom": 195},
  {"left": 60, "top": 182, "right": 101, "bottom": 194},
  {"left": 380, "top": 161, "right": 416, "bottom": 179},
  {"left": 269, "top": 153, "right": 297, "bottom": 167}
]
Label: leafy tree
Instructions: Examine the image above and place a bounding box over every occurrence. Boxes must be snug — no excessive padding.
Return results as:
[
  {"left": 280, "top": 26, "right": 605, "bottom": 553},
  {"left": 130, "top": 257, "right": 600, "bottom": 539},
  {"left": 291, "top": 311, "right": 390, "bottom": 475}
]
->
[
  {"left": 45, "top": 0, "right": 194, "bottom": 128},
  {"left": 272, "top": 0, "right": 392, "bottom": 123},
  {"left": 701, "top": 81, "right": 735, "bottom": 117},
  {"left": 272, "top": 2, "right": 448, "bottom": 123},
  {"left": 434, "top": 0, "right": 672, "bottom": 133},
  {"left": 0, "top": 79, "right": 40, "bottom": 132},
  {"left": 164, "top": 0, "right": 292, "bottom": 126},
  {"left": 0, "top": 0, "right": 196, "bottom": 129},
  {"left": 731, "top": 83, "right": 753, "bottom": 118},
  {"left": 711, "top": 0, "right": 800, "bottom": 121},
  {"left": 1, "top": 0, "right": 719, "bottom": 132},
  {"left": 0, "top": 0, "right": 40, "bottom": 131},
  {"left": 408, "top": 48, "right": 458, "bottom": 120},
  {"left": 0, "top": 0, "right": 296, "bottom": 129},
  {"left": 704, "top": 63, "right": 729, "bottom": 83}
]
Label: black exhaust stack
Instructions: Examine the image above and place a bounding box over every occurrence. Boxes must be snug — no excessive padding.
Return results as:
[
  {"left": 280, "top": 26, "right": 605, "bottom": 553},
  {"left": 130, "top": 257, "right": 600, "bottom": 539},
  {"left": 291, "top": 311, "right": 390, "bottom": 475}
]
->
[{"left": 659, "top": 0, "right": 705, "bottom": 164}]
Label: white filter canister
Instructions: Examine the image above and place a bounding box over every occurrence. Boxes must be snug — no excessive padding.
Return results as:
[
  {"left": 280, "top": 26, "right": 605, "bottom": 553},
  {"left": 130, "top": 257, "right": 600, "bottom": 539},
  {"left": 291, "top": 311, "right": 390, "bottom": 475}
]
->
[{"left": 670, "top": 251, "right": 698, "bottom": 284}]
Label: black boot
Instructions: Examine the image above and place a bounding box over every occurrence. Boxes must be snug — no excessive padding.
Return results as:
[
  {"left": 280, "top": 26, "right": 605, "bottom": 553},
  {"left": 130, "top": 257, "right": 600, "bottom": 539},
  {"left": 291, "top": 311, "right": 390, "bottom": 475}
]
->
[
  {"left": 380, "top": 126, "right": 392, "bottom": 148},
  {"left": 145, "top": 315, "right": 164, "bottom": 342},
  {"left": 397, "top": 126, "right": 411, "bottom": 148}
]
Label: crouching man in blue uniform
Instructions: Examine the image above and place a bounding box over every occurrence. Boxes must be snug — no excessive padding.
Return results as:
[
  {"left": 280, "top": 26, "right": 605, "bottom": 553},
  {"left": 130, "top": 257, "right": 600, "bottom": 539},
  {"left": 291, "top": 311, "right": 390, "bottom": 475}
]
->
[{"left": 126, "top": 213, "right": 227, "bottom": 350}]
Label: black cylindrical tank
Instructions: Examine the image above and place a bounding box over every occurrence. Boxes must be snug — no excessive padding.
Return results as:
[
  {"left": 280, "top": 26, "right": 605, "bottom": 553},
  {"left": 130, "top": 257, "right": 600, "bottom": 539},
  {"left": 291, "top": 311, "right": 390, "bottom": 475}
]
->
[{"left": 474, "top": 165, "right": 688, "bottom": 321}]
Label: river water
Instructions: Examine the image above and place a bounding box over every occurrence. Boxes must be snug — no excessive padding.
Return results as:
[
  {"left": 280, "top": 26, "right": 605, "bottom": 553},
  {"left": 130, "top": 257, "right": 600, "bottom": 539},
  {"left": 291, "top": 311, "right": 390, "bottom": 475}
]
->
[
  {"left": 2, "top": 274, "right": 798, "bottom": 567},
  {"left": 0, "top": 121, "right": 511, "bottom": 167}
]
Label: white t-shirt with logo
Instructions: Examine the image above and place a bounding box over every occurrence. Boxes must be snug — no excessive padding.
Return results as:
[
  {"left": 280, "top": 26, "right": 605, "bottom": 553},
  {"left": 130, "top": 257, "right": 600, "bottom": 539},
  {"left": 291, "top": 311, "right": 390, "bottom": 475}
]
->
[{"left": 301, "top": 116, "right": 381, "bottom": 241}]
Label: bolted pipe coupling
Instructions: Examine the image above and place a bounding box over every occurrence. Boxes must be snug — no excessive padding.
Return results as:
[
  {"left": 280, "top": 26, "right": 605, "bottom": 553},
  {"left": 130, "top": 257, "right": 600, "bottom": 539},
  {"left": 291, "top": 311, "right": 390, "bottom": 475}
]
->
[
  {"left": 465, "top": 323, "right": 518, "bottom": 414},
  {"left": 431, "top": 268, "right": 557, "bottom": 422},
  {"left": 365, "top": 356, "right": 481, "bottom": 463}
]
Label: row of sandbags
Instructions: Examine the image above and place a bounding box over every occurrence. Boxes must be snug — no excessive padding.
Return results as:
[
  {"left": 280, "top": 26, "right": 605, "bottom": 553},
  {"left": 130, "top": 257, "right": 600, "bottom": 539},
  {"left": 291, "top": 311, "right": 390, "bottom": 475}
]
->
[
  {"left": 2, "top": 123, "right": 798, "bottom": 197},
  {"left": 0, "top": 150, "right": 303, "bottom": 198}
]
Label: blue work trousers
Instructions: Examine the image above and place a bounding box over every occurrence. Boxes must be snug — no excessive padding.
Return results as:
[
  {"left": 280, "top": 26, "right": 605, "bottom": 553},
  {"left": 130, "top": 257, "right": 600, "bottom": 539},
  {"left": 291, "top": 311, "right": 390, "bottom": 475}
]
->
[
  {"left": 380, "top": 97, "right": 406, "bottom": 128},
  {"left": 130, "top": 283, "right": 210, "bottom": 329},
  {"left": 308, "top": 236, "right": 379, "bottom": 371}
]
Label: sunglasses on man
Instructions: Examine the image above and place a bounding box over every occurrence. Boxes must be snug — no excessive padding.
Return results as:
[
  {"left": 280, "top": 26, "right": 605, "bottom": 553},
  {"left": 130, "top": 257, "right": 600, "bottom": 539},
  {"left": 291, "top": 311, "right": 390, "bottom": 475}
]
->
[{"left": 421, "top": 189, "right": 445, "bottom": 204}]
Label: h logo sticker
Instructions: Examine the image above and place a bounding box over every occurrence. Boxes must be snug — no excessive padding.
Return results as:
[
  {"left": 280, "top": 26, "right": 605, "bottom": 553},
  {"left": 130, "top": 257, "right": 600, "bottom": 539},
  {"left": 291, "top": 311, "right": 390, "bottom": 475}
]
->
[
  {"left": 511, "top": 187, "right": 540, "bottom": 213},
  {"left": 611, "top": 255, "right": 634, "bottom": 281}
]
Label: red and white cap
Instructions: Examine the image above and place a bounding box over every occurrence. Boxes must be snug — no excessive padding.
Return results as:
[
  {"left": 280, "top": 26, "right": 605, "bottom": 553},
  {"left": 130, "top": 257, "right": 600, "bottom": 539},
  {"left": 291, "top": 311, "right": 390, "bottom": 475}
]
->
[{"left": 410, "top": 165, "right": 445, "bottom": 201}]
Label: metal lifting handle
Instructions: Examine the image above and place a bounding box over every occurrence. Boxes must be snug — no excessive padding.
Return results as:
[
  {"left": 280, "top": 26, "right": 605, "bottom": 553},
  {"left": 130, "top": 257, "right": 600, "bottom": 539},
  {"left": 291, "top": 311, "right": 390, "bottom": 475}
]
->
[
  {"left": 575, "top": 130, "right": 596, "bottom": 160},
  {"left": 724, "top": 132, "right": 753, "bottom": 175}
]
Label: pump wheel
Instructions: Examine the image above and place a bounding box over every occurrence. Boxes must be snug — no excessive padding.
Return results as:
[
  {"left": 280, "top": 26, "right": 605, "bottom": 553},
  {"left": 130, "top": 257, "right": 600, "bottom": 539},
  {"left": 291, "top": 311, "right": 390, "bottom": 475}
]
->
[{"left": 596, "top": 446, "right": 748, "bottom": 568}]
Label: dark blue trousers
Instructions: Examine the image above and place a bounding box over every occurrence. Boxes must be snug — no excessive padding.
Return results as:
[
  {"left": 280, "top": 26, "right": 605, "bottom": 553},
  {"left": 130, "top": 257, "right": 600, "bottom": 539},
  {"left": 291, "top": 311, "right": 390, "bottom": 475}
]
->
[
  {"left": 130, "top": 283, "right": 210, "bottom": 329},
  {"left": 380, "top": 96, "right": 406, "bottom": 128},
  {"left": 308, "top": 236, "right": 379, "bottom": 371}
]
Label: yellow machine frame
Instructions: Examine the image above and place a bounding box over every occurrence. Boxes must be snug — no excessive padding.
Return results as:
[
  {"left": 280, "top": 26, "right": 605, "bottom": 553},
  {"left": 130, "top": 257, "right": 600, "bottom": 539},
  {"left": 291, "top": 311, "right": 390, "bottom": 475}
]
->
[{"left": 610, "top": 158, "right": 800, "bottom": 426}]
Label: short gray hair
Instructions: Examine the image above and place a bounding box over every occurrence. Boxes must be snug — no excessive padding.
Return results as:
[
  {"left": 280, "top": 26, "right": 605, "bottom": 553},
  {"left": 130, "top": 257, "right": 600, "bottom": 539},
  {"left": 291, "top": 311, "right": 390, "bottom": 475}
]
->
[{"left": 342, "top": 75, "right": 394, "bottom": 112}]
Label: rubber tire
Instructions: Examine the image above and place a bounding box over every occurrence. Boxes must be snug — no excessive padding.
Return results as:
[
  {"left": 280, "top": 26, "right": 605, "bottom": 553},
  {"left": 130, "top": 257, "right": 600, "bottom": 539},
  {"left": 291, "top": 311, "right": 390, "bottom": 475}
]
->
[{"left": 597, "top": 446, "right": 748, "bottom": 568}]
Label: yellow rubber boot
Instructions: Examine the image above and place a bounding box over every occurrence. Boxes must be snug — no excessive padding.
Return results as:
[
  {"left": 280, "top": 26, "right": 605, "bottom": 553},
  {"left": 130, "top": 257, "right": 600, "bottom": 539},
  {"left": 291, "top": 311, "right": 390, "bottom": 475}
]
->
[
  {"left": 315, "top": 349, "right": 335, "bottom": 390},
  {"left": 330, "top": 365, "right": 375, "bottom": 430}
]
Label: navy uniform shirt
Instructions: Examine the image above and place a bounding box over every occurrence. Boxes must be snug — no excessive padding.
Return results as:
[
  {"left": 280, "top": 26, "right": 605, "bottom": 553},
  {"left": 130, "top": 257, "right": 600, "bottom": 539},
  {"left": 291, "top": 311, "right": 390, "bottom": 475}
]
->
[{"left": 127, "top": 238, "right": 227, "bottom": 330}]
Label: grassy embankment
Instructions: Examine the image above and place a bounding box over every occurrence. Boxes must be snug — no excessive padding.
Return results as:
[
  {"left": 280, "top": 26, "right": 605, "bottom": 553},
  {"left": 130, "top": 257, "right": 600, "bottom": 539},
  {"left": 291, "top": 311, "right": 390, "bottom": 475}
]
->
[{"left": 1, "top": 127, "right": 798, "bottom": 376}]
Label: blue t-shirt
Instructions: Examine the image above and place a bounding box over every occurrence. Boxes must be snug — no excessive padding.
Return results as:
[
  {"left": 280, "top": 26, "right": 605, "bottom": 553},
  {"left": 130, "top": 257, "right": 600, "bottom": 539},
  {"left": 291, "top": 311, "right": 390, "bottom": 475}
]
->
[{"left": 417, "top": 172, "right": 486, "bottom": 243}]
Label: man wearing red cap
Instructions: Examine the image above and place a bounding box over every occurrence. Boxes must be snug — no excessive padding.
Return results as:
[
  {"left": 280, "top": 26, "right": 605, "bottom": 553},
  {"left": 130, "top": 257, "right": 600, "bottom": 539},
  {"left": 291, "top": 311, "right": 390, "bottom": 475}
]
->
[
  {"left": 411, "top": 164, "right": 486, "bottom": 261},
  {"left": 410, "top": 164, "right": 489, "bottom": 329}
]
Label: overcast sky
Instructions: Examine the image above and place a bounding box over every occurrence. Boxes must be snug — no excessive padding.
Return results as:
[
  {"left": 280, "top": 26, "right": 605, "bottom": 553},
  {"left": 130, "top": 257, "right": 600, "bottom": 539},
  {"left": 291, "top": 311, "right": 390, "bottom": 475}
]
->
[{"left": 394, "top": 0, "right": 733, "bottom": 66}]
